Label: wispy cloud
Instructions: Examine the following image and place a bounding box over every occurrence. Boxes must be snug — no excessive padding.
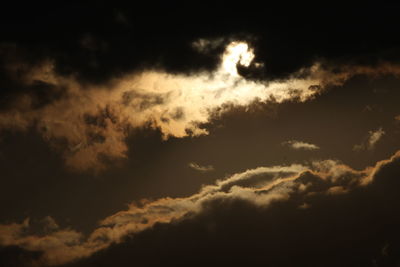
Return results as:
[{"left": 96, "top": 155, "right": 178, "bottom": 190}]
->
[
  {"left": 188, "top": 162, "right": 214, "bottom": 172},
  {"left": 282, "top": 140, "right": 320, "bottom": 150},
  {"left": 191, "top": 38, "right": 224, "bottom": 54},
  {"left": 353, "top": 127, "right": 385, "bottom": 151}
]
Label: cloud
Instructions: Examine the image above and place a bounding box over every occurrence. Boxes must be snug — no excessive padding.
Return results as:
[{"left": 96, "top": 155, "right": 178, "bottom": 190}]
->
[
  {"left": 188, "top": 162, "right": 214, "bottom": 172},
  {"left": 41, "top": 216, "right": 59, "bottom": 232},
  {"left": 368, "top": 128, "right": 385, "bottom": 148},
  {"left": 191, "top": 38, "right": 225, "bottom": 54},
  {"left": 0, "top": 41, "right": 324, "bottom": 171},
  {"left": 2, "top": 3, "right": 400, "bottom": 84},
  {"left": 326, "top": 185, "right": 348, "bottom": 195},
  {"left": 1, "top": 41, "right": 400, "bottom": 171},
  {"left": 1, "top": 150, "right": 399, "bottom": 266},
  {"left": 0, "top": 217, "right": 99, "bottom": 266},
  {"left": 68, "top": 151, "right": 400, "bottom": 267},
  {"left": 282, "top": 140, "right": 320, "bottom": 150},
  {"left": 353, "top": 127, "right": 385, "bottom": 151}
]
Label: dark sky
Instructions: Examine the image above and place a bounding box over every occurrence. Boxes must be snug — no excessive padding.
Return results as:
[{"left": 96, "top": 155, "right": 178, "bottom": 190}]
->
[{"left": 1, "top": 2, "right": 400, "bottom": 267}]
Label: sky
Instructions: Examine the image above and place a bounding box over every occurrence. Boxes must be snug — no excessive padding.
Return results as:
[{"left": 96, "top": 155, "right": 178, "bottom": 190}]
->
[{"left": 1, "top": 2, "right": 400, "bottom": 267}]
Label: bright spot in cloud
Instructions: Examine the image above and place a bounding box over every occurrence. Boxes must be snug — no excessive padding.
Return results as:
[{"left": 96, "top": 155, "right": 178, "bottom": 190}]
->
[{"left": 221, "top": 41, "right": 255, "bottom": 77}]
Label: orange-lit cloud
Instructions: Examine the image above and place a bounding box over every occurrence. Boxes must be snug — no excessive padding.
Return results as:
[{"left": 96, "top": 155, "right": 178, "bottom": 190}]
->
[
  {"left": 1, "top": 150, "right": 399, "bottom": 266},
  {"left": 1, "top": 41, "right": 400, "bottom": 171},
  {"left": 0, "top": 41, "right": 324, "bottom": 171}
]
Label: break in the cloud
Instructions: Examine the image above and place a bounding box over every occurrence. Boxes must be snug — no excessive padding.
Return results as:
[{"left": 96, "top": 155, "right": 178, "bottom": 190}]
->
[
  {"left": 188, "top": 162, "right": 214, "bottom": 172},
  {"left": 1, "top": 150, "right": 399, "bottom": 266},
  {"left": 282, "top": 140, "right": 320, "bottom": 150},
  {"left": 1, "top": 40, "right": 400, "bottom": 171},
  {"left": 353, "top": 127, "right": 385, "bottom": 151}
]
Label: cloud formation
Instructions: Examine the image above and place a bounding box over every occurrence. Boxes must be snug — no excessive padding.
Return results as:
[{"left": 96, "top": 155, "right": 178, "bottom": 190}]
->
[
  {"left": 353, "top": 127, "right": 385, "bottom": 151},
  {"left": 282, "top": 140, "right": 320, "bottom": 150},
  {"left": 68, "top": 151, "right": 400, "bottom": 267},
  {"left": 1, "top": 150, "right": 399, "bottom": 266},
  {"left": 191, "top": 38, "right": 225, "bottom": 55},
  {"left": 1, "top": 41, "right": 400, "bottom": 171},
  {"left": 2, "top": 5, "right": 400, "bottom": 267},
  {"left": 188, "top": 162, "right": 214, "bottom": 172},
  {"left": 0, "top": 41, "right": 322, "bottom": 171}
]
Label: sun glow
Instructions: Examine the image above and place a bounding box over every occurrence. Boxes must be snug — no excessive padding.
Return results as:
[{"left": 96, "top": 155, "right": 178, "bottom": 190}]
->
[
  {"left": 120, "top": 41, "right": 320, "bottom": 138},
  {"left": 221, "top": 42, "right": 255, "bottom": 76}
]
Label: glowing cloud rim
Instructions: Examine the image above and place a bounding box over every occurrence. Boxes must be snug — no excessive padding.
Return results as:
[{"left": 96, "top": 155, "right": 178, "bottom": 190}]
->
[{"left": 1, "top": 40, "right": 400, "bottom": 171}]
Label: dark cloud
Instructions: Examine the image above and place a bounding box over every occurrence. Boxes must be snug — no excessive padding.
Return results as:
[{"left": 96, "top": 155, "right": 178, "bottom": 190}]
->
[
  {"left": 0, "top": 44, "right": 64, "bottom": 111},
  {"left": 1, "top": 2, "right": 400, "bottom": 88},
  {"left": 1, "top": 3, "right": 400, "bottom": 172},
  {"left": 0, "top": 246, "right": 42, "bottom": 267}
]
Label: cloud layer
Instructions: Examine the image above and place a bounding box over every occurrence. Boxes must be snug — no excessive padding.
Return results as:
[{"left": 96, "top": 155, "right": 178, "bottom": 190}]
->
[{"left": 1, "top": 150, "right": 399, "bottom": 266}]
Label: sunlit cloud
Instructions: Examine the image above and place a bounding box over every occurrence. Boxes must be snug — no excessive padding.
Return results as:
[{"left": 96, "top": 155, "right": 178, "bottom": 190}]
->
[
  {"left": 188, "top": 162, "right": 214, "bottom": 172},
  {"left": 326, "top": 185, "right": 348, "bottom": 195},
  {"left": 1, "top": 40, "right": 400, "bottom": 171},
  {"left": 282, "top": 140, "right": 320, "bottom": 150},
  {"left": 0, "top": 40, "right": 325, "bottom": 171},
  {"left": 221, "top": 41, "right": 255, "bottom": 77}
]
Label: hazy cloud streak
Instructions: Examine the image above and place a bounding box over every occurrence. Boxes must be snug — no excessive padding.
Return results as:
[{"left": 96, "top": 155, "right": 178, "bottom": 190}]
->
[
  {"left": 188, "top": 162, "right": 214, "bottom": 172},
  {"left": 353, "top": 127, "right": 385, "bottom": 151},
  {"left": 283, "top": 140, "right": 320, "bottom": 150}
]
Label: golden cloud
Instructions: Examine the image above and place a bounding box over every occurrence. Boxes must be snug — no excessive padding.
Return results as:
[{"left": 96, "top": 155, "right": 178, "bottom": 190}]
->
[{"left": 1, "top": 41, "right": 400, "bottom": 171}]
